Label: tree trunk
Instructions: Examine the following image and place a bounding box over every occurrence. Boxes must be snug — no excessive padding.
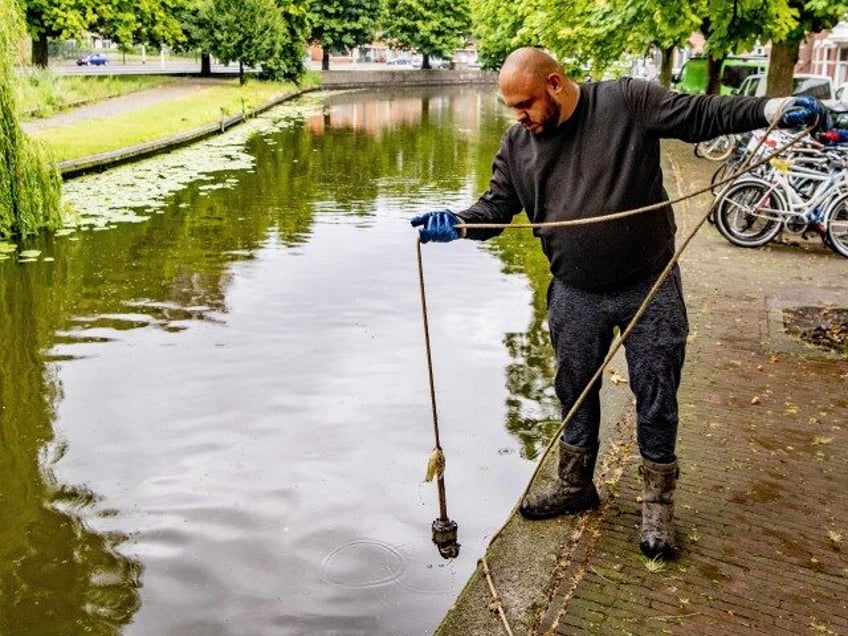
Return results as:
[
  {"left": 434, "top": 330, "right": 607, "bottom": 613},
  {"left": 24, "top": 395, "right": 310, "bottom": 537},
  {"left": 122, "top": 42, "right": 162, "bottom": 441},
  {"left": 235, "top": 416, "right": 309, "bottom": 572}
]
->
[
  {"left": 239, "top": 60, "right": 245, "bottom": 85},
  {"left": 706, "top": 56, "right": 722, "bottom": 95},
  {"left": 767, "top": 41, "right": 801, "bottom": 97},
  {"left": 422, "top": 53, "right": 431, "bottom": 70},
  {"left": 200, "top": 52, "right": 211, "bottom": 76},
  {"left": 659, "top": 46, "right": 674, "bottom": 87},
  {"left": 322, "top": 50, "right": 330, "bottom": 71},
  {"left": 32, "top": 34, "right": 49, "bottom": 68}
]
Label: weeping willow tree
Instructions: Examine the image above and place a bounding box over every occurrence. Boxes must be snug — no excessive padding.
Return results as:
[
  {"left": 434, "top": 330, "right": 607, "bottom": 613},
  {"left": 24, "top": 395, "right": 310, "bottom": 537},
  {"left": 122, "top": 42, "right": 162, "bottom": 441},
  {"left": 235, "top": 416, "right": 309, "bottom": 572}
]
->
[{"left": 0, "top": 0, "right": 63, "bottom": 240}]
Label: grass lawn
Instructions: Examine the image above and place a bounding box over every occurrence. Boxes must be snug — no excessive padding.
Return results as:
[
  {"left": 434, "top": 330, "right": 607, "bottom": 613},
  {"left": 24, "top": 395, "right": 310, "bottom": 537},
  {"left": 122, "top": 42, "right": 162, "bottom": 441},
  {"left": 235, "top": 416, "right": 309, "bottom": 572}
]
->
[{"left": 29, "top": 75, "right": 321, "bottom": 162}]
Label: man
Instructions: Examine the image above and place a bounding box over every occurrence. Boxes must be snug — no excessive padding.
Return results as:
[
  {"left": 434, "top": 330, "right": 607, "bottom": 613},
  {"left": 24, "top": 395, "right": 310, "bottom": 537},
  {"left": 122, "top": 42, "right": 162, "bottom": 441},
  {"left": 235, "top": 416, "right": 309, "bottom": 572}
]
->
[{"left": 411, "top": 47, "right": 828, "bottom": 559}]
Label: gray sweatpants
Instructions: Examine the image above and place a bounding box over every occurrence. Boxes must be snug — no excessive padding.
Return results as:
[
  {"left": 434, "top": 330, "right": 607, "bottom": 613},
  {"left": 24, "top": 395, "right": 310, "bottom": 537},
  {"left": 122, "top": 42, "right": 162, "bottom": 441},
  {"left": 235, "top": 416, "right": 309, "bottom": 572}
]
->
[{"left": 547, "top": 265, "right": 688, "bottom": 463}]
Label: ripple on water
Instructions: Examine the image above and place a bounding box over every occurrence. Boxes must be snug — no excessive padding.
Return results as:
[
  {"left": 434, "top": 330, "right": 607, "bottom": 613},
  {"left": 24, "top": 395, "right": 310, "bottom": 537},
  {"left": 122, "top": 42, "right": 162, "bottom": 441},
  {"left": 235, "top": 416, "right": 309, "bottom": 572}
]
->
[{"left": 321, "top": 539, "right": 405, "bottom": 589}]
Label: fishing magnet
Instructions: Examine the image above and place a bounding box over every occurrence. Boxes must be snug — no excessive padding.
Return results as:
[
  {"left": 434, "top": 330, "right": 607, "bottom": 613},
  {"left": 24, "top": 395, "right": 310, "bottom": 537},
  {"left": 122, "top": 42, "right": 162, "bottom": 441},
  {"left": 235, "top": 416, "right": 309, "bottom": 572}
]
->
[{"left": 432, "top": 518, "right": 460, "bottom": 559}]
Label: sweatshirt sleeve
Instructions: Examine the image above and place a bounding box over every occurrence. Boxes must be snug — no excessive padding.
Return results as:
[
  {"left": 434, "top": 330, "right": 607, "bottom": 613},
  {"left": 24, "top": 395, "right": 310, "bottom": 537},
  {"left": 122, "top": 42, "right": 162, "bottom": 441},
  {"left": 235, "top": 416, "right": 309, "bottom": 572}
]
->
[
  {"left": 457, "top": 132, "right": 524, "bottom": 241},
  {"left": 621, "top": 78, "right": 771, "bottom": 143}
]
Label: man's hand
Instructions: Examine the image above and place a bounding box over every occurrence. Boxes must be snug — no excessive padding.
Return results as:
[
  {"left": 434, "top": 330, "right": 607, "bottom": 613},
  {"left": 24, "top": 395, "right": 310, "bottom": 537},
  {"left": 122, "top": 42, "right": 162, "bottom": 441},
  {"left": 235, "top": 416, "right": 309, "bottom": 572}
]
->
[
  {"left": 410, "top": 209, "right": 463, "bottom": 243},
  {"left": 779, "top": 96, "right": 832, "bottom": 132}
]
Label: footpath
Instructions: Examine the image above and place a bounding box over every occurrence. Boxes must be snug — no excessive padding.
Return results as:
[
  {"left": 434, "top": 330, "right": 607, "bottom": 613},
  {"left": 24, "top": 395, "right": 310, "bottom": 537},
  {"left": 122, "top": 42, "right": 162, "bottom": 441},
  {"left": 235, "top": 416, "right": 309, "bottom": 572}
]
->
[
  {"left": 436, "top": 143, "right": 848, "bottom": 635},
  {"left": 24, "top": 83, "right": 848, "bottom": 635}
]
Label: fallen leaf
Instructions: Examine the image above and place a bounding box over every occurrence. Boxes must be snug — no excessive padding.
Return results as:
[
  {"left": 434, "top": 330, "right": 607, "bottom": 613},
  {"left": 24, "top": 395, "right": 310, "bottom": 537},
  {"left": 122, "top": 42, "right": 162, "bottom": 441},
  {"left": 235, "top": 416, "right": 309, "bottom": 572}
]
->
[{"left": 610, "top": 373, "right": 628, "bottom": 385}]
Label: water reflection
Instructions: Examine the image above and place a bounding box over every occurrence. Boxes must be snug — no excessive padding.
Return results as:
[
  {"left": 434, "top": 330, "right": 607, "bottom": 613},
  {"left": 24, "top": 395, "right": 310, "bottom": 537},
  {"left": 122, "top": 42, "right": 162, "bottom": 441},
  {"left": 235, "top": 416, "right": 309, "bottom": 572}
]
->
[
  {"left": 0, "top": 270, "right": 142, "bottom": 634},
  {"left": 1, "top": 85, "right": 562, "bottom": 635}
]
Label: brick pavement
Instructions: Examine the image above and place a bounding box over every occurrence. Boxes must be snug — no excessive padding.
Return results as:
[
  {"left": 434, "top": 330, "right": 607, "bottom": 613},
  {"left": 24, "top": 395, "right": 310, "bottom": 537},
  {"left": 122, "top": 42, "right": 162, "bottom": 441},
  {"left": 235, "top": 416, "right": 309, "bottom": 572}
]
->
[
  {"left": 545, "top": 140, "right": 848, "bottom": 635},
  {"left": 436, "top": 139, "right": 847, "bottom": 636}
]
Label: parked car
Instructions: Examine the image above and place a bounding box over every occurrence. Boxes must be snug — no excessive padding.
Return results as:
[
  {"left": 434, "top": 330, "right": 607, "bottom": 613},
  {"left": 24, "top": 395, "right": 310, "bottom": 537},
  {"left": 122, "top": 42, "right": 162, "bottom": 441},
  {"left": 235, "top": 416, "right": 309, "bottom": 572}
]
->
[
  {"left": 834, "top": 81, "right": 848, "bottom": 102},
  {"left": 734, "top": 73, "right": 834, "bottom": 100},
  {"left": 671, "top": 55, "right": 768, "bottom": 95},
  {"left": 411, "top": 57, "right": 451, "bottom": 69},
  {"left": 386, "top": 57, "right": 411, "bottom": 66},
  {"left": 76, "top": 54, "right": 108, "bottom": 66}
]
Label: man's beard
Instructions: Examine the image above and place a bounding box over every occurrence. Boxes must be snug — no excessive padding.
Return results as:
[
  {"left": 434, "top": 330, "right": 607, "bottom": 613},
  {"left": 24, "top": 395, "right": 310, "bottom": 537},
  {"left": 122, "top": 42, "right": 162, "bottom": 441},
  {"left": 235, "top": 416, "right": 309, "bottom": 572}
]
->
[{"left": 534, "top": 98, "right": 562, "bottom": 135}]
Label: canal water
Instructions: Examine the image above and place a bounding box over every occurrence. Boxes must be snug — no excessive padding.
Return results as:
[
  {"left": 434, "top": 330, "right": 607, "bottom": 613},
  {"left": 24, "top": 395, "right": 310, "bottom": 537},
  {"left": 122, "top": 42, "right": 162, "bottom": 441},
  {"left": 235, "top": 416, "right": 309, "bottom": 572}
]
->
[{"left": 0, "top": 85, "right": 563, "bottom": 635}]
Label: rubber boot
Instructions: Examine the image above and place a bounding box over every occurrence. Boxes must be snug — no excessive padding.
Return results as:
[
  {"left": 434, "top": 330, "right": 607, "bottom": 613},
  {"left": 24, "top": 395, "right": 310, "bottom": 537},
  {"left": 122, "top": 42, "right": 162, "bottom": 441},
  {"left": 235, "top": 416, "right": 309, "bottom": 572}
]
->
[
  {"left": 519, "top": 441, "right": 600, "bottom": 520},
  {"left": 639, "top": 458, "right": 679, "bottom": 559}
]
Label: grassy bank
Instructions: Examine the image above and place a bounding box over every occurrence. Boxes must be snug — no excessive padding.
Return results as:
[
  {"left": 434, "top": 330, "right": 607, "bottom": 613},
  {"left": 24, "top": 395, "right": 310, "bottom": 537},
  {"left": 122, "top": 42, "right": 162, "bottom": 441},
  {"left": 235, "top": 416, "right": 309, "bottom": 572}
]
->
[
  {"left": 18, "top": 71, "right": 174, "bottom": 118},
  {"left": 28, "top": 74, "right": 321, "bottom": 162}
]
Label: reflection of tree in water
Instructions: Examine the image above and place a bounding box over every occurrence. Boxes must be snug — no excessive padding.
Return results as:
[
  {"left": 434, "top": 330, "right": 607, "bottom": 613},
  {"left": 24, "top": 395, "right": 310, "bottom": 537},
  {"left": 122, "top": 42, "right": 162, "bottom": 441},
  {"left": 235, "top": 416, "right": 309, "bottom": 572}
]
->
[
  {"left": 0, "top": 272, "right": 141, "bottom": 634},
  {"left": 0, "top": 148, "right": 297, "bottom": 632},
  {"left": 245, "top": 85, "right": 495, "bottom": 225},
  {"left": 488, "top": 225, "right": 562, "bottom": 460}
]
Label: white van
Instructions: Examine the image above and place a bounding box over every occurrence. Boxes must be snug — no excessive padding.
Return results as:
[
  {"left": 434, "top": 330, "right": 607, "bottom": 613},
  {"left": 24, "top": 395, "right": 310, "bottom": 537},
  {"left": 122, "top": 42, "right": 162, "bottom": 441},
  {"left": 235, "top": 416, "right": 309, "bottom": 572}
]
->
[{"left": 734, "top": 73, "right": 834, "bottom": 100}]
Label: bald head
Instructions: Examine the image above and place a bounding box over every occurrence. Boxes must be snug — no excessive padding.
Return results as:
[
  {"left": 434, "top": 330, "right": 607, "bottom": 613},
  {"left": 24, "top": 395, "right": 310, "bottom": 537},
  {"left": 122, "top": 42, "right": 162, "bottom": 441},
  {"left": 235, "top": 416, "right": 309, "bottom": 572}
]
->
[
  {"left": 498, "top": 47, "right": 579, "bottom": 135},
  {"left": 499, "top": 47, "right": 564, "bottom": 87}
]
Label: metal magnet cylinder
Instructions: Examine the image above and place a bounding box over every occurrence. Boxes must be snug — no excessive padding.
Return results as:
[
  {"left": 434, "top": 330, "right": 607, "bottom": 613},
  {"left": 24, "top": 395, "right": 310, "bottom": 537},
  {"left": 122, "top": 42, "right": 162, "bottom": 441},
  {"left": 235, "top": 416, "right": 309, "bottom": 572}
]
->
[{"left": 431, "top": 518, "right": 460, "bottom": 559}]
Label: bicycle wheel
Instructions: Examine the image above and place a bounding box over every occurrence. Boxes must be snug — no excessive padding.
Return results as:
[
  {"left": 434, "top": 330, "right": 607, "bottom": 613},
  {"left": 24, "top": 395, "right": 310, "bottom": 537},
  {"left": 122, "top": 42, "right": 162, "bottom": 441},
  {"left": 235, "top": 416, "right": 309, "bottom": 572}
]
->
[
  {"left": 710, "top": 160, "right": 734, "bottom": 195},
  {"left": 825, "top": 194, "right": 848, "bottom": 258},
  {"left": 714, "top": 179, "right": 784, "bottom": 248},
  {"left": 697, "top": 135, "right": 735, "bottom": 162}
]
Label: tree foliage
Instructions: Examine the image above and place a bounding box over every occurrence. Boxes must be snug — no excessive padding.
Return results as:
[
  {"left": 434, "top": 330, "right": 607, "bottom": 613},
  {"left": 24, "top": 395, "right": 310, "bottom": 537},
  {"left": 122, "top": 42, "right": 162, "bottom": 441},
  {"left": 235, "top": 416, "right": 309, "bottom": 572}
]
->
[
  {"left": 93, "top": 0, "right": 191, "bottom": 51},
  {"left": 762, "top": 0, "right": 848, "bottom": 95},
  {"left": 200, "top": 0, "right": 308, "bottom": 84},
  {"left": 1, "top": 0, "right": 63, "bottom": 238},
  {"left": 22, "top": 0, "right": 192, "bottom": 66},
  {"left": 259, "top": 0, "right": 310, "bottom": 81},
  {"left": 23, "top": 0, "right": 97, "bottom": 65},
  {"left": 381, "top": 0, "right": 471, "bottom": 68},
  {"left": 470, "top": 0, "right": 848, "bottom": 95},
  {"left": 470, "top": 0, "right": 701, "bottom": 76},
  {"left": 308, "top": 0, "right": 382, "bottom": 70},
  {"left": 468, "top": 0, "right": 535, "bottom": 70}
]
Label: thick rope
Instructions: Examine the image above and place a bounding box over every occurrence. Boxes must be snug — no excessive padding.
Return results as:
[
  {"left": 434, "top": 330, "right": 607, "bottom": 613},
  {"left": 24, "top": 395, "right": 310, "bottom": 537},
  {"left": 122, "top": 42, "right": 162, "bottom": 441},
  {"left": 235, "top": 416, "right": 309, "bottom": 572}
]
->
[
  {"left": 417, "top": 238, "right": 449, "bottom": 523},
  {"left": 480, "top": 555, "right": 516, "bottom": 636},
  {"left": 416, "top": 117, "right": 812, "bottom": 635}
]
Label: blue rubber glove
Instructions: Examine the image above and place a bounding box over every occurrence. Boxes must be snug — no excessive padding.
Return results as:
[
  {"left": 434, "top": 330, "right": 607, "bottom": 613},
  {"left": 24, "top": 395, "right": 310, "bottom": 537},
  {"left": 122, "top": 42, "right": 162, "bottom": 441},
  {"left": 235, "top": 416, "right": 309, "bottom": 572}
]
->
[
  {"left": 410, "top": 209, "right": 462, "bottom": 243},
  {"left": 780, "top": 96, "right": 832, "bottom": 132}
]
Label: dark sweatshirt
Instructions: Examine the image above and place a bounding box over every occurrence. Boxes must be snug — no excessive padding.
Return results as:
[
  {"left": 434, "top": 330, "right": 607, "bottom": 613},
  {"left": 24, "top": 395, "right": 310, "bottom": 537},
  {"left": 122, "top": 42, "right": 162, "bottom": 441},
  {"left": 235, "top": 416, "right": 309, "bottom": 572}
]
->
[{"left": 459, "top": 78, "right": 770, "bottom": 290}]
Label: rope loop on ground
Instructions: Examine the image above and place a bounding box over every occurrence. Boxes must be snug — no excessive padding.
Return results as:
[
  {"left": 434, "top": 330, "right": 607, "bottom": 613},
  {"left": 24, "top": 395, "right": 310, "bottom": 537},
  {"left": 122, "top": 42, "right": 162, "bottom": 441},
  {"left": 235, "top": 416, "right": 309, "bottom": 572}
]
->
[{"left": 480, "top": 556, "right": 516, "bottom": 636}]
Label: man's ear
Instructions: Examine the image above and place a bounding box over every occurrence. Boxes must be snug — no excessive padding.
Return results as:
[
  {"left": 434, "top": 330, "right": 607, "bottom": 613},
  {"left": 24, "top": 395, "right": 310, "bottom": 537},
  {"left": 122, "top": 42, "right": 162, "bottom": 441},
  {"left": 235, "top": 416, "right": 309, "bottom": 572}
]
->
[{"left": 546, "top": 72, "right": 564, "bottom": 93}]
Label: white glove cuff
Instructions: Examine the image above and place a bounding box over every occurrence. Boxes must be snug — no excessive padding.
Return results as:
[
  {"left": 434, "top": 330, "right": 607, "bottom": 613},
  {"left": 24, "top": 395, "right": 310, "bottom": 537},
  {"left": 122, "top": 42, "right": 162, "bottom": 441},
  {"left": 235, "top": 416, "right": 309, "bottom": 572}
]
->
[{"left": 764, "top": 97, "right": 793, "bottom": 124}]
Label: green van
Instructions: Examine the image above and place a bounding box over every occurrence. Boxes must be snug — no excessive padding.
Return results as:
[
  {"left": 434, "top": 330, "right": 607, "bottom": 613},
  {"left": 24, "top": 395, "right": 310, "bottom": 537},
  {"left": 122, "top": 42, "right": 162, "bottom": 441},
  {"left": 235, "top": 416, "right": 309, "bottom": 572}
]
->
[{"left": 672, "top": 55, "right": 768, "bottom": 95}]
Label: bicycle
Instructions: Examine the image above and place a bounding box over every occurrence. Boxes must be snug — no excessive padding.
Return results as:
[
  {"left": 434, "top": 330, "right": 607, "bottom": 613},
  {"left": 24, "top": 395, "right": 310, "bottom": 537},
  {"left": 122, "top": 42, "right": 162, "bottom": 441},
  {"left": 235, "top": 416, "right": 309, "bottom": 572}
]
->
[
  {"left": 694, "top": 133, "right": 738, "bottom": 161},
  {"left": 712, "top": 144, "right": 848, "bottom": 257}
]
